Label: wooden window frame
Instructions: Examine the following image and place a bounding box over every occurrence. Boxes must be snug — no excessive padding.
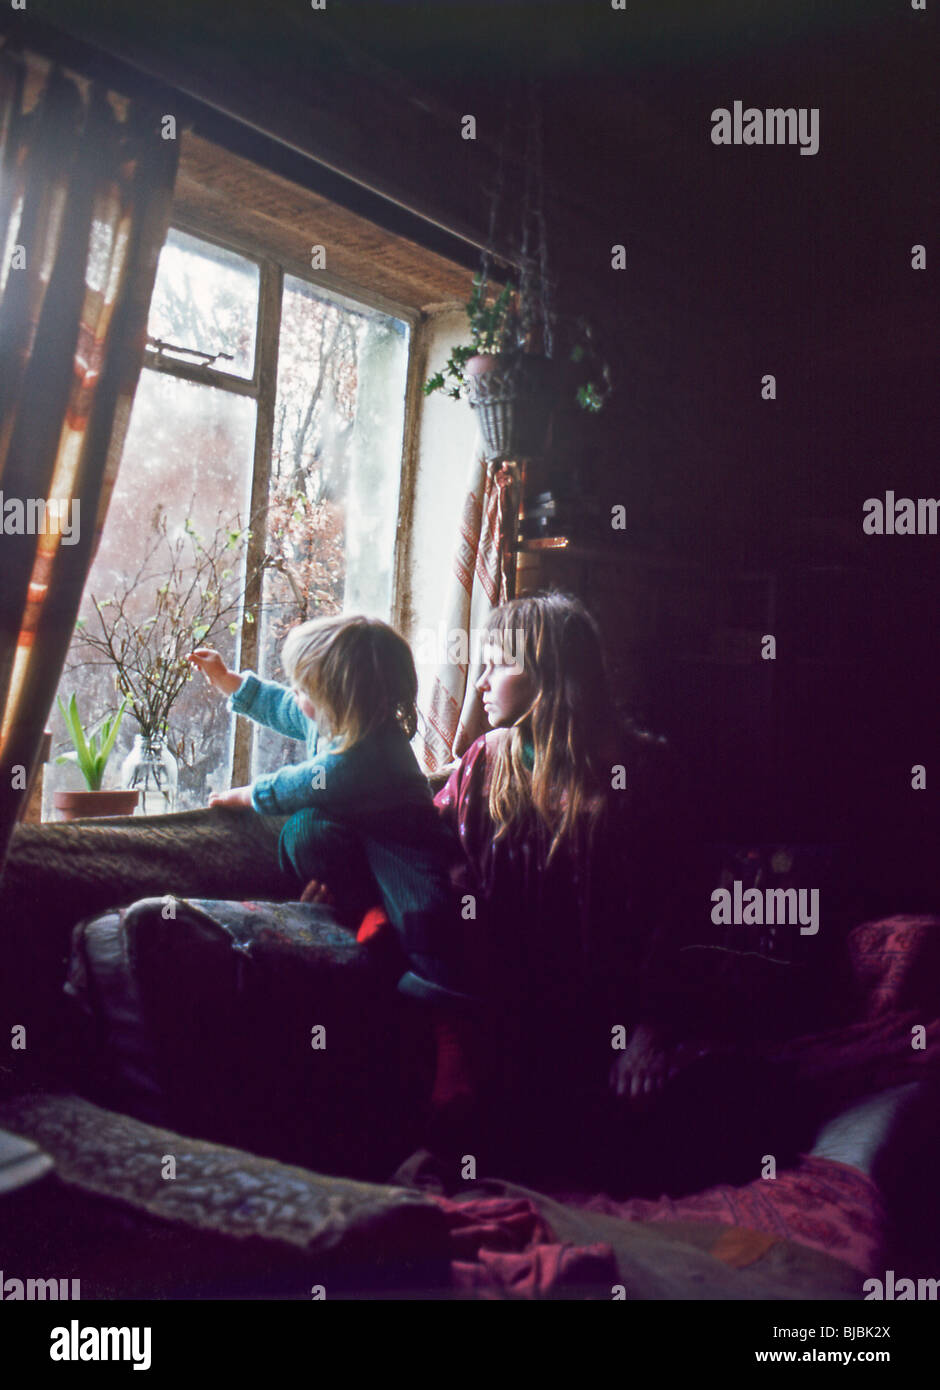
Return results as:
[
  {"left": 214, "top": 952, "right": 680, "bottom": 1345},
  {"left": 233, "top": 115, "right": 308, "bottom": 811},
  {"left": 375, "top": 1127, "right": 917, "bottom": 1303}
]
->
[{"left": 140, "top": 214, "right": 421, "bottom": 787}]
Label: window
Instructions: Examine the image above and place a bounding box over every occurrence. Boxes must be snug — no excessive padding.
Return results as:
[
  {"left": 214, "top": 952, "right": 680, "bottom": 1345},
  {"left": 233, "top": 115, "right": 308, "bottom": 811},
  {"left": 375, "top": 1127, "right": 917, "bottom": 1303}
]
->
[{"left": 47, "top": 224, "right": 411, "bottom": 814}]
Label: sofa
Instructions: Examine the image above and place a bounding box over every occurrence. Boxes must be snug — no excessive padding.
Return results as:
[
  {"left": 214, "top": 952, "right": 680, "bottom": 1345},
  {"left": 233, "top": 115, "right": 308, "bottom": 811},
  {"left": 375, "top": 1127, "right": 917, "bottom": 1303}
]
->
[{"left": 1, "top": 808, "right": 936, "bottom": 1299}]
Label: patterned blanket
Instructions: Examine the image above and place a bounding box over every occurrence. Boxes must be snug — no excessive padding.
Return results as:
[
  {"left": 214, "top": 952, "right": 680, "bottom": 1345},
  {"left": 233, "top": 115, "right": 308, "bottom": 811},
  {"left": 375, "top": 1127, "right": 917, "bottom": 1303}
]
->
[
  {"left": 0, "top": 1091, "right": 860, "bottom": 1300},
  {"left": 3, "top": 803, "right": 938, "bottom": 1297}
]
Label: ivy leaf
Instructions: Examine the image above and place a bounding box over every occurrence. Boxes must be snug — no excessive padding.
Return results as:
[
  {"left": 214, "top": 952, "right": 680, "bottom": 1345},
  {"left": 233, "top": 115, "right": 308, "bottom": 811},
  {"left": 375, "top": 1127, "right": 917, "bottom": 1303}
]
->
[{"left": 576, "top": 382, "right": 604, "bottom": 412}]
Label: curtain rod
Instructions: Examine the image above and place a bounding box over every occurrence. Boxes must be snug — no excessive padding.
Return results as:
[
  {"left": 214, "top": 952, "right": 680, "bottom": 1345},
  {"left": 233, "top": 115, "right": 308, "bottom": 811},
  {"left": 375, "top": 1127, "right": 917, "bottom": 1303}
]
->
[{"left": 0, "top": 14, "right": 527, "bottom": 277}]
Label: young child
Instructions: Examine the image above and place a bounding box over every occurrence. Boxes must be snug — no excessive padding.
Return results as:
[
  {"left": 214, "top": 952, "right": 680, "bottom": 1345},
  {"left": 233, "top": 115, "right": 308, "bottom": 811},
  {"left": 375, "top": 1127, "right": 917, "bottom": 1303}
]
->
[{"left": 188, "top": 616, "right": 473, "bottom": 1004}]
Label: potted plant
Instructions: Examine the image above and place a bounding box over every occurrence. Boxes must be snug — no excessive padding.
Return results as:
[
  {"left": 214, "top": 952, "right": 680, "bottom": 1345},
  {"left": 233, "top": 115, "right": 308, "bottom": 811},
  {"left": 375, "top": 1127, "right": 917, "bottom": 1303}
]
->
[
  {"left": 424, "top": 274, "right": 611, "bottom": 463},
  {"left": 53, "top": 694, "right": 138, "bottom": 821}
]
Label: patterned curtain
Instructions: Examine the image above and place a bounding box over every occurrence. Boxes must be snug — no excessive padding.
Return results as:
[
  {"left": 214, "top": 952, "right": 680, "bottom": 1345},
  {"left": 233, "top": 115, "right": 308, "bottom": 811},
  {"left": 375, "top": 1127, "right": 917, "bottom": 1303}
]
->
[
  {"left": 0, "top": 48, "right": 178, "bottom": 873},
  {"left": 416, "top": 448, "right": 521, "bottom": 773}
]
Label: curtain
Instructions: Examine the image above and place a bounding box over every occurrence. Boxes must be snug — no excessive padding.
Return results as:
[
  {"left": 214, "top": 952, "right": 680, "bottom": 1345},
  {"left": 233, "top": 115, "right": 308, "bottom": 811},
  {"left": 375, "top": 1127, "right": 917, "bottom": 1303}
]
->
[
  {"left": 416, "top": 451, "right": 521, "bottom": 773},
  {"left": 0, "top": 47, "right": 178, "bottom": 874}
]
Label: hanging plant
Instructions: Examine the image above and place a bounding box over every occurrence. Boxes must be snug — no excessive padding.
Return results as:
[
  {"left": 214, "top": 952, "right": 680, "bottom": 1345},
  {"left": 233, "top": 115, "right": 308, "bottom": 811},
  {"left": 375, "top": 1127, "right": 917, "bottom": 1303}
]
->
[
  {"left": 423, "top": 276, "right": 521, "bottom": 402},
  {"left": 423, "top": 275, "right": 611, "bottom": 463},
  {"left": 423, "top": 84, "right": 611, "bottom": 463},
  {"left": 424, "top": 277, "right": 610, "bottom": 412}
]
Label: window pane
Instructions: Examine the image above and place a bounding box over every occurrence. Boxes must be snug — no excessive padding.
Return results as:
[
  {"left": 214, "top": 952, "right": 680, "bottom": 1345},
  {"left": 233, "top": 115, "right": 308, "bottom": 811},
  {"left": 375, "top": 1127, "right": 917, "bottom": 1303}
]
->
[
  {"left": 46, "top": 370, "right": 257, "bottom": 817},
  {"left": 252, "top": 277, "right": 409, "bottom": 778},
  {"left": 146, "top": 227, "right": 259, "bottom": 379}
]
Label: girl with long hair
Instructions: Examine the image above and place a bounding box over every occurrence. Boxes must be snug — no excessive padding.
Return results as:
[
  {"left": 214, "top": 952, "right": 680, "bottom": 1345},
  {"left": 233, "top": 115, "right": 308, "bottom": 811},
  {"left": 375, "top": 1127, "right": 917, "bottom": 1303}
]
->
[{"left": 429, "top": 592, "right": 683, "bottom": 1172}]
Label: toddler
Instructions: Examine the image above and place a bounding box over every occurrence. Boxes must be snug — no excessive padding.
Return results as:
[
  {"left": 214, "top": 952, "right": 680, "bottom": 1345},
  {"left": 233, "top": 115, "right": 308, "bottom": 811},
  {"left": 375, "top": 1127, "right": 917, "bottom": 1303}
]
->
[{"left": 188, "top": 616, "right": 472, "bottom": 1004}]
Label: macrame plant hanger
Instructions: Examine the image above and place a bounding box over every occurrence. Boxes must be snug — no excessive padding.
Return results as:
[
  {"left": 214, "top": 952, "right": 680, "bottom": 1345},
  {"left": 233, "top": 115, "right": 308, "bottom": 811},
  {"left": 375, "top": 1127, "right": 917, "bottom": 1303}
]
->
[{"left": 469, "top": 84, "right": 556, "bottom": 600}]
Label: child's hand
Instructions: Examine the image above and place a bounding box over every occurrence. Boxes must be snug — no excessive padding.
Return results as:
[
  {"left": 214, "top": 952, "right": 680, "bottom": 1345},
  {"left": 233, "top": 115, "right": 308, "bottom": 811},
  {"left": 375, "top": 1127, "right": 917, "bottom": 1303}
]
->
[
  {"left": 208, "top": 786, "right": 253, "bottom": 809},
  {"left": 188, "top": 648, "right": 242, "bottom": 696},
  {"left": 300, "top": 878, "right": 336, "bottom": 908},
  {"left": 299, "top": 879, "right": 368, "bottom": 928}
]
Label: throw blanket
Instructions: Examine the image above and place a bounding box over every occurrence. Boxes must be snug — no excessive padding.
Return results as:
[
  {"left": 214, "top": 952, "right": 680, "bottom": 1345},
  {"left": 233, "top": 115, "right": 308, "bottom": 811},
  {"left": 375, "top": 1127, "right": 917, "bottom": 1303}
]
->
[
  {"left": 3, "top": 798, "right": 937, "bottom": 1296},
  {"left": 558, "top": 1157, "right": 884, "bottom": 1277},
  {"left": 548, "top": 914, "right": 940, "bottom": 1281},
  {"left": 60, "top": 897, "right": 432, "bottom": 1179},
  {"left": 54, "top": 906, "right": 940, "bottom": 1284},
  {"left": 0, "top": 1091, "right": 860, "bottom": 1300},
  {"left": 0, "top": 807, "right": 290, "bottom": 1086}
]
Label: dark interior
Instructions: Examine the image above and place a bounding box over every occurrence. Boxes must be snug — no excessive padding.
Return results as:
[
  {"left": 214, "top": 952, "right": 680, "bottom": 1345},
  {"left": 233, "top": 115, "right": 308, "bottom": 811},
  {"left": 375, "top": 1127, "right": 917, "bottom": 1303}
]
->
[{"left": 0, "top": 0, "right": 937, "bottom": 1315}]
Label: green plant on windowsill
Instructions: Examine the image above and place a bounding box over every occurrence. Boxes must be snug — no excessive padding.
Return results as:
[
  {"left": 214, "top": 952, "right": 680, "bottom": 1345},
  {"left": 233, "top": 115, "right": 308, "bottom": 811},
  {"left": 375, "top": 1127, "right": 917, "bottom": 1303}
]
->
[
  {"left": 56, "top": 693, "right": 129, "bottom": 791},
  {"left": 52, "top": 694, "right": 140, "bottom": 821}
]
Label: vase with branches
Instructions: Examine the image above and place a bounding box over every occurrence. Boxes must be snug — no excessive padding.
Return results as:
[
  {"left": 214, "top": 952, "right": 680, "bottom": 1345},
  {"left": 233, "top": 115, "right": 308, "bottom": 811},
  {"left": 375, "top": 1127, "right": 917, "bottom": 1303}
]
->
[{"left": 74, "top": 503, "right": 257, "bottom": 813}]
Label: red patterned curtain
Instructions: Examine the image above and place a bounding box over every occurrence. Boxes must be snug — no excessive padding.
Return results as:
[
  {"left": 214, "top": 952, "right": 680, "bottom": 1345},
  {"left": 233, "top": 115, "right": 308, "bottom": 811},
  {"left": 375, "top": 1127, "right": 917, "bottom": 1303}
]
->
[
  {"left": 417, "top": 452, "right": 521, "bottom": 773},
  {"left": 0, "top": 47, "right": 178, "bottom": 872}
]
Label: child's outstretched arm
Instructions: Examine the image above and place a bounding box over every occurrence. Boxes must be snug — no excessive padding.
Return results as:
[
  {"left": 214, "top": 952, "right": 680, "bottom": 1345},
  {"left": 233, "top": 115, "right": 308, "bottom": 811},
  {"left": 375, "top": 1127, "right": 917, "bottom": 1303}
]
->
[{"left": 189, "top": 649, "right": 311, "bottom": 743}]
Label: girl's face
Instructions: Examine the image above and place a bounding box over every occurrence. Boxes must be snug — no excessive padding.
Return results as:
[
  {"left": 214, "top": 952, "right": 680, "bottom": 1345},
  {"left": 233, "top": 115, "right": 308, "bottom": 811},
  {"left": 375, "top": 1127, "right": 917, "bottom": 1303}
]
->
[{"left": 475, "top": 641, "right": 535, "bottom": 728}]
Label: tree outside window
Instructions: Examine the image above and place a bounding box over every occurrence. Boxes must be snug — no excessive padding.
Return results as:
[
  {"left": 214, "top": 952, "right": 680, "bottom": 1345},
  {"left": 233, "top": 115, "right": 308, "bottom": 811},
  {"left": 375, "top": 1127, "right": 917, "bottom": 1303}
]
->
[{"left": 46, "top": 226, "right": 410, "bottom": 815}]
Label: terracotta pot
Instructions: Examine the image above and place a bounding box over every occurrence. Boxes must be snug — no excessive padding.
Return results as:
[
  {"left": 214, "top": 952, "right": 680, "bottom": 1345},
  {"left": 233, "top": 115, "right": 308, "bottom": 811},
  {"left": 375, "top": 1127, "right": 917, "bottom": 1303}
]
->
[
  {"left": 53, "top": 788, "right": 140, "bottom": 822},
  {"left": 465, "top": 353, "right": 501, "bottom": 378},
  {"left": 464, "top": 352, "right": 555, "bottom": 463}
]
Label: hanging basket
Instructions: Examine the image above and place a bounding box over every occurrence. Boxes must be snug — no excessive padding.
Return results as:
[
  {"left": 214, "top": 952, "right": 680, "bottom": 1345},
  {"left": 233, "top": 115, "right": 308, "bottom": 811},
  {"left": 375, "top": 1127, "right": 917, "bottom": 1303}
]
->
[{"left": 465, "top": 353, "right": 555, "bottom": 464}]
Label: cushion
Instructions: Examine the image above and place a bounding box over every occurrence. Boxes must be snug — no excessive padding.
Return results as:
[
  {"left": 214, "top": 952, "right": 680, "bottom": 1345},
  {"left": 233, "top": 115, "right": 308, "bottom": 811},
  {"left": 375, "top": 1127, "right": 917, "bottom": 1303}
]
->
[{"left": 63, "top": 896, "right": 435, "bottom": 1178}]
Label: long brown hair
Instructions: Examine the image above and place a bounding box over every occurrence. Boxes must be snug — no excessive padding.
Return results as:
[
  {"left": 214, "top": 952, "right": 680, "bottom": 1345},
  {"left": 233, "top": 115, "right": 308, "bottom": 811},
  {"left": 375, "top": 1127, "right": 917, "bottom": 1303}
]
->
[{"left": 485, "top": 593, "right": 618, "bottom": 861}]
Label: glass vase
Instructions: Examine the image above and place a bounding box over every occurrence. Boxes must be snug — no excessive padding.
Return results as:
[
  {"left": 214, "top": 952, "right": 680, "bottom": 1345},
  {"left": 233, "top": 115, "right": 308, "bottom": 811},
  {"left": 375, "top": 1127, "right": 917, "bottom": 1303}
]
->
[{"left": 121, "top": 733, "right": 179, "bottom": 815}]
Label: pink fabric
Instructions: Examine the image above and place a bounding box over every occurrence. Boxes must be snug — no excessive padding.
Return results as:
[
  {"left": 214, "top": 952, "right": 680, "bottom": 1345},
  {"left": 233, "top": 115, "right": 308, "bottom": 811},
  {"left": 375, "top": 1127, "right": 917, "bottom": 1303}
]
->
[
  {"left": 428, "top": 1194, "right": 618, "bottom": 1297},
  {"left": 423, "top": 1157, "right": 880, "bottom": 1296},
  {"left": 846, "top": 914, "right": 940, "bottom": 1019},
  {"left": 563, "top": 1157, "right": 884, "bottom": 1275}
]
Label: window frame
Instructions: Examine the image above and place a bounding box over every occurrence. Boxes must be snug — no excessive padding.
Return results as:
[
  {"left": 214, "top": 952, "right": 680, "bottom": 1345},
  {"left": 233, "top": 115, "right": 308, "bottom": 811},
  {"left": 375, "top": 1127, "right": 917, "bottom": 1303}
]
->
[{"left": 139, "top": 214, "right": 421, "bottom": 787}]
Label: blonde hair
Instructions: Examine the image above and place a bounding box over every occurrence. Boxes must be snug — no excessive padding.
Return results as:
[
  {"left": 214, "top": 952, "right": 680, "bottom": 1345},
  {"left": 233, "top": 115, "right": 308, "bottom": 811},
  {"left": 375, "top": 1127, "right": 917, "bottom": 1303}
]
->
[
  {"left": 485, "top": 593, "right": 617, "bottom": 862},
  {"left": 281, "top": 615, "right": 418, "bottom": 749}
]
